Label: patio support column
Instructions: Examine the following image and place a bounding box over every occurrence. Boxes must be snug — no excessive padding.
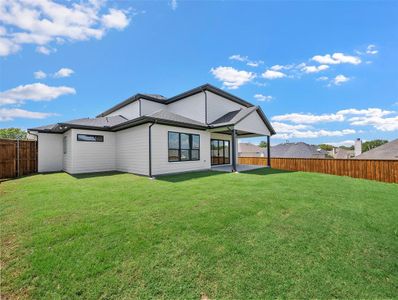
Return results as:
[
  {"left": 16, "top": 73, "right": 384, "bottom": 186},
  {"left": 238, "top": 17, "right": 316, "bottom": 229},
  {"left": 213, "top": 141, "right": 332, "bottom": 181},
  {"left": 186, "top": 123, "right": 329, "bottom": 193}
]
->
[
  {"left": 267, "top": 135, "right": 271, "bottom": 167},
  {"left": 231, "top": 129, "right": 237, "bottom": 172}
]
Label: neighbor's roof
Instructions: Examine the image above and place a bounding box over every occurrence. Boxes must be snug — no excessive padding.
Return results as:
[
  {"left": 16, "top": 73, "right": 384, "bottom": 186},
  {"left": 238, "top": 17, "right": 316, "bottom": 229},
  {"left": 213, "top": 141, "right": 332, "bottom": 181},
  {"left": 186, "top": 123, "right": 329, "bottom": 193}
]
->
[
  {"left": 265, "top": 142, "right": 328, "bottom": 158},
  {"left": 238, "top": 142, "right": 265, "bottom": 153},
  {"left": 355, "top": 139, "right": 398, "bottom": 160}
]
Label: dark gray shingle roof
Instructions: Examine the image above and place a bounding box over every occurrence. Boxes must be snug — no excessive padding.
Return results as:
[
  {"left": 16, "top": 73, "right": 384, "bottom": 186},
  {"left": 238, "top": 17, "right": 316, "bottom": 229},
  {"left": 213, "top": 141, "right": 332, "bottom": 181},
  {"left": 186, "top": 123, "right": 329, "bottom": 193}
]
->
[
  {"left": 62, "top": 115, "right": 127, "bottom": 127},
  {"left": 146, "top": 109, "right": 207, "bottom": 127},
  {"left": 210, "top": 107, "right": 258, "bottom": 126},
  {"left": 355, "top": 139, "right": 398, "bottom": 160},
  {"left": 265, "top": 142, "right": 328, "bottom": 158}
]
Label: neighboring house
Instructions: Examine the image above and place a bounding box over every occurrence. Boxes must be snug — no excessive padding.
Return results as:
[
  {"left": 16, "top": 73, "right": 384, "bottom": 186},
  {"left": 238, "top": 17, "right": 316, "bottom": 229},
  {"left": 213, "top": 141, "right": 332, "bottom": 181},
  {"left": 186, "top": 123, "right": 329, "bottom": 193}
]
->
[
  {"left": 329, "top": 148, "right": 355, "bottom": 159},
  {"left": 355, "top": 139, "right": 398, "bottom": 160},
  {"left": 29, "top": 84, "right": 275, "bottom": 176},
  {"left": 264, "top": 142, "right": 328, "bottom": 158},
  {"left": 238, "top": 142, "right": 266, "bottom": 157}
]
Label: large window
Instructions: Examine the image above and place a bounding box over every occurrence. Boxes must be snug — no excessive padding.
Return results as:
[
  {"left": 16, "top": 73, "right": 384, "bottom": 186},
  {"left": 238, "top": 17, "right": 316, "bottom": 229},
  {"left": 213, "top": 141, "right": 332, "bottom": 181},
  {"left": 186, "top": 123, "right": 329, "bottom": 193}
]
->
[
  {"left": 168, "top": 131, "right": 200, "bottom": 162},
  {"left": 77, "top": 134, "right": 104, "bottom": 142}
]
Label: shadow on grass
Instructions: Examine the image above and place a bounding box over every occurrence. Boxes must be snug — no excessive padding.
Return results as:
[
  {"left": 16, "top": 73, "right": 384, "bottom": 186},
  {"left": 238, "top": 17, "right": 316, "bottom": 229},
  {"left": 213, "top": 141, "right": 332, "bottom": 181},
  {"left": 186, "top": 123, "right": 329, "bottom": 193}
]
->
[
  {"left": 156, "top": 170, "right": 225, "bottom": 183},
  {"left": 240, "top": 167, "right": 296, "bottom": 176},
  {"left": 70, "top": 171, "right": 126, "bottom": 179}
]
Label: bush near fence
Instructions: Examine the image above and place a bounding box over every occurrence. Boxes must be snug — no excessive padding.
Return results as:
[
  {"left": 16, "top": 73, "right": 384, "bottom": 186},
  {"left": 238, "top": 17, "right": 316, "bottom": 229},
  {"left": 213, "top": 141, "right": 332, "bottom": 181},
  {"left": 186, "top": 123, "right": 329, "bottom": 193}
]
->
[
  {"left": 0, "top": 139, "right": 37, "bottom": 179},
  {"left": 238, "top": 157, "right": 398, "bottom": 183}
]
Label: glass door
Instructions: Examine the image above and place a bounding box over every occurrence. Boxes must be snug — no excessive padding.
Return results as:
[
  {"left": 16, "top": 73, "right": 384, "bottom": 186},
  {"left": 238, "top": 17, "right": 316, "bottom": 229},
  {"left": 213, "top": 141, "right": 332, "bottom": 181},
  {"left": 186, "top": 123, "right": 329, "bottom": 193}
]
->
[{"left": 211, "top": 139, "right": 230, "bottom": 165}]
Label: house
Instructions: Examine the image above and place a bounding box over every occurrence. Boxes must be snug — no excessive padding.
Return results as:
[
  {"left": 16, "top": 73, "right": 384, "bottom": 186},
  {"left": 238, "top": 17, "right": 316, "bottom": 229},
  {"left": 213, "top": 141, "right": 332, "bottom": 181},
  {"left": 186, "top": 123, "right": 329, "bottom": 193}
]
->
[
  {"left": 264, "top": 142, "right": 328, "bottom": 158},
  {"left": 329, "top": 148, "right": 355, "bottom": 159},
  {"left": 355, "top": 139, "right": 398, "bottom": 160},
  {"left": 238, "top": 142, "right": 266, "bottom": 157},
  {"left": 28, "top": 84, "right": 275, "bottom": 176}
]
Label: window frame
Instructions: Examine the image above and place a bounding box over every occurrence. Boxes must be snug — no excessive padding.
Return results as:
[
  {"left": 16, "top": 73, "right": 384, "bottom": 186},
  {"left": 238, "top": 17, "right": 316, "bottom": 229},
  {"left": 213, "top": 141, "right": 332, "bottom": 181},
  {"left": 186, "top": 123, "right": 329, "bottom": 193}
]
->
[
  {"left": 168, "top": 131, "right": 200, "bottom": 162},
  {"left": 76, "top": 134, "right": 104, "bottom": 142}
]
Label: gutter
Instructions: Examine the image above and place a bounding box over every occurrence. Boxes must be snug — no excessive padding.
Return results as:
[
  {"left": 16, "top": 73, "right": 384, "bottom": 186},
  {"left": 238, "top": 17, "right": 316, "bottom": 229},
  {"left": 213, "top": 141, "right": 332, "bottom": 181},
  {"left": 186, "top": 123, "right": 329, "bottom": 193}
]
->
[{"left": 202, "top": 88, "right": 208, "bottom": 125}]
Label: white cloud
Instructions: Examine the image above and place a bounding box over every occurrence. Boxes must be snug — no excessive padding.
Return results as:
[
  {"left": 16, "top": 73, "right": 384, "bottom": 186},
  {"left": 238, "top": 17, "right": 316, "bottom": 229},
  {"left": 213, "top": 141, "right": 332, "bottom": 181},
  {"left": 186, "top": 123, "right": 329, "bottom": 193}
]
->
[
  {"left": 169, "top": 0, "right": 178, "bottom": 10},
  {"left": 337, "top": 108, "right": 393, "bottom": 117},
  {"left": 331, "top": 74, "right": 350, "bottom": 86},
  {"left": 210, "top": 66, "right": 255, "bottom": 89},
  {"left": 0, "top": 83, "right": 76, "bottom": 105},
  {"left": 34, "top": 70, "right": 47, "bottom": 79},
  {"left": 366, "top": 44, "right": 378, "bottom": 55},
  {"left": 0, "top": 0, "right": 131, "bottom": 56},
  {"left": 254, "top": 94, "right": 273, "bottom": 102},
  {"left": 348, "top": 115, "right": 398, "bottom": 131},
  {"left": 36, "top": 46, "right": 52, "bottom": 55},
  {"left": 272, "top": 122, "right": 309, "bottom": 132},
  {"left": 272, "top": 112, "right": 344, "bottom": 124},
  {"left": 324, "top": 140, "right": 355, "bottom": 147},
  {"left": 262, "top": 69, "right": 286, "bottom": 79},
  {"left": 229, "top": 54, "right": 263, "bottom": 67},
  {"left": 0, "top": 108, "right": 56, "bottom": 121},
  {"left": 273, "top": 129, "right": 356, "bottom": 140},
  {"left": 312, "top": 53, "right": 361, "bottom": 65},
  {"left": 317, "top": 76, "right": 329, "bottom": 81},
  {"left": 301, "top": 64, "right": 329, "bottom": 73},
  {"left": 101, "top": 8, "right": 130, "bottom": 30},
  {"left": 54, "top": 68, "right": 74, "bottom": 78}
]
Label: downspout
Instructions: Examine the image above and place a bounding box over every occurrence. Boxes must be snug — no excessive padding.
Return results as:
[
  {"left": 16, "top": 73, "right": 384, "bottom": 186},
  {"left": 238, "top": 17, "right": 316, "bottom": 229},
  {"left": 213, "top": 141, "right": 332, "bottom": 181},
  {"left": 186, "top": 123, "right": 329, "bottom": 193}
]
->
[
  {"left": 28, "top": 130, "right": 39, "bottom": 173},
  {"left": 202, "top": 88, "right": 208, "bottom": 125},
  {"left": 267, "top": 135, "right": 271, "bottom": 168},
  {"left": 148, "top": 121, "right": 156, "bottom": 178}
]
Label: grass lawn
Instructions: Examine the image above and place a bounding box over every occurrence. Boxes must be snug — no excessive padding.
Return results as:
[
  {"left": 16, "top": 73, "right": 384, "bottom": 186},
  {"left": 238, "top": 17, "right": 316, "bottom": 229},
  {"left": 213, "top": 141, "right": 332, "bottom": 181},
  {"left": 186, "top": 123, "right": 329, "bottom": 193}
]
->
[{"left": 1, "top": 169, "right": 397, "bottom": 299}]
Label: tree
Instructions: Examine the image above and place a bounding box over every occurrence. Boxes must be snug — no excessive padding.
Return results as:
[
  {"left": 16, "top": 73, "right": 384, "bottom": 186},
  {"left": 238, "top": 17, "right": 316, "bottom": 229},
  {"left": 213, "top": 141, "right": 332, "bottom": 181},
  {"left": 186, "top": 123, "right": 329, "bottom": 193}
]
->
[
  {"left": 340, "top": 145, "right": 354, "bottom": 150},
  {"left": 362, "top": 139, "right": 388, "bottom": 153},
  {"left": 0, "top": 128, "right": 27, "bottom": 140},
  {"left": 258, "top": 141, "right": 268, "bottom": 148},
  {"left": 318, "top": 144, "right": 334, "bottom": 151}
]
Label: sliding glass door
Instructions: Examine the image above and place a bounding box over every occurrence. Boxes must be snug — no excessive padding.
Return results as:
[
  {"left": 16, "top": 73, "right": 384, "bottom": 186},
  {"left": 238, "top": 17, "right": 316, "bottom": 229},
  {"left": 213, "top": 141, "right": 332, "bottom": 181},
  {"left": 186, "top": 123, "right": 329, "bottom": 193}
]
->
[{"left": 211, "top": 139, "right": 230, "bottom": 165}]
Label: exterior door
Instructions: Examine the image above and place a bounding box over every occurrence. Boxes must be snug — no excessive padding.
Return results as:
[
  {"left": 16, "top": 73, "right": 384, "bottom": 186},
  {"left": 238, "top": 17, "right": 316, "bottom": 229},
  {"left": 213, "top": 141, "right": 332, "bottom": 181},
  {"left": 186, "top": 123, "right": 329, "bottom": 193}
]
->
[{"left": 211, "top": 139, "right": 230, "bottom": 165}]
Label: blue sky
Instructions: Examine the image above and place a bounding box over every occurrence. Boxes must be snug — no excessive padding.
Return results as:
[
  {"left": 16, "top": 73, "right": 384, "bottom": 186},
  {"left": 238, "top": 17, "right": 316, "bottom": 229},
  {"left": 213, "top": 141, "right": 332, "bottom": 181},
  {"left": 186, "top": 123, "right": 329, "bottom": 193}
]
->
[{"left": 1, "top": 0, "right": 397, "bottom": 146}]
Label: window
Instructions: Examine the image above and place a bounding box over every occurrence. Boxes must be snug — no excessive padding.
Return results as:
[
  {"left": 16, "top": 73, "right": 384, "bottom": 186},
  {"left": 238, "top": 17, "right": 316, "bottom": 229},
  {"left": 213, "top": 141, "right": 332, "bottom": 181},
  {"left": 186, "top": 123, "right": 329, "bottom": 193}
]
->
[
  {"left": 63, "top": 136, "right": 67, "bottom": 154},
  {"left": 168, "top": 131, "right": 200, "bottom": 162},
  {"left": 77, "top": 134, "right": 104, "bottom": 142}
]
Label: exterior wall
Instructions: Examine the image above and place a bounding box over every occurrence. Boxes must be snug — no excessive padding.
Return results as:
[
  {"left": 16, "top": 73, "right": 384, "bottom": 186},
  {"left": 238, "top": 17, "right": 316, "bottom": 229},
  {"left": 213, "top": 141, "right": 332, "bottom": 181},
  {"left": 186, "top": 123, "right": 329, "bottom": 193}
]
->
[
  {"left": 37, "top": 133, "right": 63, "bottom": 172},
  {"left": 107, "top": 101, "right": 140, "bottom": 119},
  {"left": 207, "top": 91, "right": 246, "bottom": 123},
  {"left": 63, "top": 130, "right": 73, "bottom": 173},
  {"left": 115, "top": 124, "right": 149, "bottom": 175},
  {"left": 140, "top": 100, "right": 166, "bottom": 116},
  {"left": 68, "top": 129, "right": 116, "bottom": 174},
  {"left": 151, "top": 124, "right": 211, "bottom": 175},
  {"left": 167, "top": 93, "right": 206, "bottom": 123},
  {"left": 235, "top": 111, "right": 271, "bottom": 136}
]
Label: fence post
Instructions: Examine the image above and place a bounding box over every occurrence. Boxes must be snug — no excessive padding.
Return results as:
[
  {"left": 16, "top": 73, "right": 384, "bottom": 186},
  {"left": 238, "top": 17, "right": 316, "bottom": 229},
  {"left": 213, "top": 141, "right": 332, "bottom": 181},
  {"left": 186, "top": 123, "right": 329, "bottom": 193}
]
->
[{"left": 16, "top": 138, "right": 20, "bottom": 177}]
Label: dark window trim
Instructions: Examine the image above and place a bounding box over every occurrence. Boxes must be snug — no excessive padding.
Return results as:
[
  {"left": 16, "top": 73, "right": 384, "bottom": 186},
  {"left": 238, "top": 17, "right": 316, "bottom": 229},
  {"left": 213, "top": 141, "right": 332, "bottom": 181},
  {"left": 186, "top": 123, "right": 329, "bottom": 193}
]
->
[
  {"left": 211, "top": 138, "right": 231, "bottom": 166},
  {"left": 77, "top": 134, "right": 104, "bottom": 142},
  {"left": 168, "top": 131, "right": 200, "bottom": 162}
]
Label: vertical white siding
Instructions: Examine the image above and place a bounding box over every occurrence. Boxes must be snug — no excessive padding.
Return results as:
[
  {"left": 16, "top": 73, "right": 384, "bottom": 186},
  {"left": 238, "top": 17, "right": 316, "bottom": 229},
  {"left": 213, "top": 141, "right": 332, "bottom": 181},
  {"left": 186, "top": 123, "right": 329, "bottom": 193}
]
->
[
  {"left": 63, "top": 130, "right": 73, "bottom": 173},
  {"left": 140, "top": 100, "right": 166, "bottom": 116},
  {"left": 37, "top": 133, "right": 63, "bottom": 172},
  {"left": 107, "top": 101, "right": 140, "bottom": 119},
  {"left": 115, "top": 124, "right": 149, "bottom": 175},
  {"left": 207, "top": 91, "right": 246, "bottom": 123},
  {"left": 235, "top": 111, "right": 271, "bottom": 136},
  {"left": 70, "top": 129, "right": 116, "bottom": 174},
  {"left": 151, "top": 125, "right": 211, "bottom": 175},
  {"left": 167, "top": 93, "right": 206, "bottom": 123}
]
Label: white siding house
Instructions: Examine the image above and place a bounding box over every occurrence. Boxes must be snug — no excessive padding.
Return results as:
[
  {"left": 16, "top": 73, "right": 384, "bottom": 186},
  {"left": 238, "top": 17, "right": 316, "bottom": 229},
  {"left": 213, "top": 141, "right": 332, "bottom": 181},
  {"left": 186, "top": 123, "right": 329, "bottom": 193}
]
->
[{"left": 29, "top": 84, "right": 275, "bottom": 176}]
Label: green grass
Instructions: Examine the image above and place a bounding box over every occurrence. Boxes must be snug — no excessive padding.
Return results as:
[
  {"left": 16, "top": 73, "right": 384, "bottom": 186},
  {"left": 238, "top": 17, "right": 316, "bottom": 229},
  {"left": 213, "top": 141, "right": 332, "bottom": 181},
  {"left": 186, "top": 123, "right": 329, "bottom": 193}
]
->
[{"left": 1, "top": 169, "right": 397, "bottom": 299}]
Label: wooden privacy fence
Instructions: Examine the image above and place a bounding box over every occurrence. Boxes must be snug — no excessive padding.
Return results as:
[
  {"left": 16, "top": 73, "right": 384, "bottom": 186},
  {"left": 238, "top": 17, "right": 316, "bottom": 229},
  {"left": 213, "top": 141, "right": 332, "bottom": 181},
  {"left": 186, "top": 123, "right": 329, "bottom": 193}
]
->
[
  {"left": 238, "top": 157, "right": 398, "bottom": 183},
  {"left": 0, "top": 139, "right": 38, "bottom": 179}
]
